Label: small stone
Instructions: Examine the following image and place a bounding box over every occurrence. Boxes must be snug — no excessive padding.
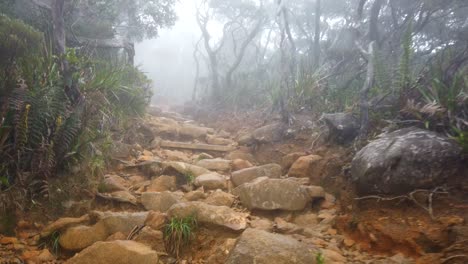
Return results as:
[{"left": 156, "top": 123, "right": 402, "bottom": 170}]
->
[
  {"left": 144, "top": 211, "right": 167, "bottom": 230},
  {"left": 344, "top": 238, "right": 355, "bottom": 247},
  {"left": 0, "top": 237, "right": 18, "bottom": 245},
  {"left": 34, "top": 249, "right": 55, "bottom": 262},
  {"left": 106, "top": 232, "right": 126, "bottom": 241},
  {"left": 327, "top": 228, "right": 338, "bottom": 235}
]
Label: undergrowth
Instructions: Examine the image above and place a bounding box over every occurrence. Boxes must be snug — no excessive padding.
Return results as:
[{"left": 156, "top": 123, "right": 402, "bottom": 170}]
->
[{"left": 164, "top": 215, "right": 198, "bottom": 258}]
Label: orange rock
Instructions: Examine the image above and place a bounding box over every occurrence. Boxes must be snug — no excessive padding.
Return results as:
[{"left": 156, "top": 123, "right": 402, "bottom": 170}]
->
[
  {"left": 0, "top": 237, "right": 18, "bottom": 245},
  {"left": 327, "top": 228, "right": 338, "bottom": 235},
  {"left": 343, "top": 238, "right": 355, "bottom": 247},
  {"left": 144, "top": 211, "right": 167, "bottom": 230},
  {"left": 287, "top": 154, "right": 324, "bottom": 183},
  {"left": 21, "top": 250, "right": 41, "bottom": 261},
  {"left": 232, "top": 159, "right": 253, "bottom": 171}
]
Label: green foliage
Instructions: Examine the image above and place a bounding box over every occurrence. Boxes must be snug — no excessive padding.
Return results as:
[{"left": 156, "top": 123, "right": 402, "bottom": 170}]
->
[
  {"left": 452, "top": 127, "right": 468, "bottom": 153},
  {"left": 184, "top": 170, "right": 196, "bottom": 185},
  {"left": 0, "top": 14, "right": 152, "bottom": 213},
  {"left": 316, "top": 252, "right": 325, "bottom": 264},
  {"left": 164, "top": 215, "right": 198, "bottom": 258},
  {"left": 0, "top": 13, "right": 44, "bottom": 96}
]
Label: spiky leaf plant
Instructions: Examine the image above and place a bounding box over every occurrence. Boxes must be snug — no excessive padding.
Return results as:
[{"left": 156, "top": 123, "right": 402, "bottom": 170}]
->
[{"left": 164, "top": 215, "right": 198, "bottom": 258}]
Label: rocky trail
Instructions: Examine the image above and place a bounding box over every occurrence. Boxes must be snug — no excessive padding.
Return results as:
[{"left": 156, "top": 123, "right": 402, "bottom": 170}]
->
[{"left": 1, "top": 108, "right": 467, "bottom": 264}]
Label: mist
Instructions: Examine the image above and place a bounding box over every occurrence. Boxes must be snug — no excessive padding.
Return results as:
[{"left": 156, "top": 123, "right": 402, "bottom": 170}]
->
[{"left": 135, "top": 1, "right": 200, "bottom": 105}]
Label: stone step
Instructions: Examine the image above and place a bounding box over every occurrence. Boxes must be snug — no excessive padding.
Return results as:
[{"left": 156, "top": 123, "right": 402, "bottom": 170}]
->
[{"left": 159, "top": 140, "right": 235, "bottom": 152}]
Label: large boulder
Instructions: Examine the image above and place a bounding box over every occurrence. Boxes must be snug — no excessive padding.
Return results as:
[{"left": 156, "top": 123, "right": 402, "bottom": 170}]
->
[
  {"left": 66, "top": 240, "right": 158, "bottom": 264},
  {"left": 351, "top": 127, "right": 463, "bottom": 194},
  {"left": 226, "top": 229, "right": 316, "bottom": 264},
  {"left": 251, "top": 123, "right": 286, "bottom": 143},
  {"left": 141, "top": 191, "right": 181, "bottom": 212},
  {"left": 167, "top": 202, "right": 247, "bottom": 231},
  {"left": 288, "top": 155, "right": 324, "bottom": 183},
  {"left": 231, "top": 164, "right": 282, "bottom": 187},
  {"left": 321, "top": 113, "right": 359, "bottom": 144},
  {"left": 233, "top": 178, "right": 322, "bottom": 211}
]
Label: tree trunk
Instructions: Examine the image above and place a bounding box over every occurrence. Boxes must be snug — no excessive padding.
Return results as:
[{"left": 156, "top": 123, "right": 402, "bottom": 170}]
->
[
  {"left": 359, "top": 41, "right": 375, "bottom": 140},
  {"left": 52, "top": 0, "right": 66, "bottom": 55},
  {"left": 225, "top": 18, "right": 263, "bottom": 91},
  {"left": 359, "top": 0, "right": 383, "bottom": 139},
  {"left": 313, "top": 0, "right": 321, "bottom": 69}
]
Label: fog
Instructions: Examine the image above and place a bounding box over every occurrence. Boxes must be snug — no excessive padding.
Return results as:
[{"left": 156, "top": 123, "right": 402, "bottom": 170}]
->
[{"left": 135, "top": 1, "right": 200, "bottom": 105}]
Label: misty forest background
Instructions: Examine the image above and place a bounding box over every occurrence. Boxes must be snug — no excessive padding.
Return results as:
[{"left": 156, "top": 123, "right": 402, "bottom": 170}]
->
[{"left": 0, "top": 0, "right": 467, "bottom": 214}]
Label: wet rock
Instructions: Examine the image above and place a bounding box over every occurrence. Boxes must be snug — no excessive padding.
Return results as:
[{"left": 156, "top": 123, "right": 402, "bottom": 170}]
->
[
  {"left": 167, "top": 202, "right": 248, "bottom": 231},
  {"left": 33, "top": 249, "right": 55, "bottom": 262},
  {"left": 0, "top": 237, "right": 18, "bottom": 244},
  {"left": 60, "top": 212, "right": 148, "bottom": 251},
  {"left": 320, "top": 193, "right": 337, "bottom": 209},
  {"left": 144, "top": 211, "right": 167, "bottom": 230},
  {"left": 110, "top": 142, "right": 134, "bottom": 159},
  {"left": 288, "top": 155, "right": 324, "bottom": 182},
  {"left": 179, "top": 124, "right": 213, "bottom": 139},
  {"left": 252, "top": 122, "right": 286, "bottom": 143},
  {"left": 106, "top": 232, "right": 126, "bottom": 241},
  {"left": 194, "top": 172, "right": 227, "bottom": 190},
  {"left": 41, "top": 214, "right": 90, "bottom": 237},
  {"left": 146, "top": 176, "right": 177, "bottom": 192},
  {"left": 351, "top": 127, "right": 463, "bottom": 194},
  {"left": 204, "top": 190, "right": 236, "bottom": 207},
  {"left": 233, "top": 178, "right": 312, "bottom": 211},
  {"left": 163, "top": 162, "right": 210, "bottom": 177},
  {"left": 148, "top": 117, "right": 180, "bottom": 136},
  {"left": 294, "top": 212, "right": 319, "bottom": 228},
  {"left": 184, "top": 189, "right": 207, "bottom": 201},
  {"left": 231, "top": 163, "right": 282, "bottom": 187},
  {"left": 232, "top": 159, "right": 253, "bottom": 171},
  {"left": 237, "top": 133, "right": 255, "bottom": 145},
  {"left": 141, "top": 191, "right": 181, "bottom": 212},
  {"left": 59, "top": 221, "right": 109, "bottom": 251},
  {"left": 226, "top": 228, "right": 316, "bottom": 264},
  {"left": 206, "top": 135, "right": 235, "bottom": 145},
  {"left": 161, "top": 150, "right": 190, "bottom": 162},
  {"left": 274, "top": 217, "right": 303, "bottom": 234},
  {"left": 321, "top": 113, "right": 359, "bottom": 144},
  {"left": 66, "top": 240, "right": 158, "bottom": 264},
  {"left": 134, "top": 227, "right": 165, "bottom": 252},
  {"left": 195, "top": 158, "right": 232, "bottom": 172},
  {"left": 225, "top": 150, "right": 256, "bottom": 163},
  {"left": 249, "top": 218, "right": 274, "bottom": 231},
  {"left": 321, "top": 249, "right": 346, "bottom": 263},
  {"left": 101, "top": 174, "right": 128, "bottom": 192},
  {"left": 106, "top": 191, "right": 137, "bottom": 205},
  {"left": 281, "top": 152, "right": 306, "bottom": 171}
]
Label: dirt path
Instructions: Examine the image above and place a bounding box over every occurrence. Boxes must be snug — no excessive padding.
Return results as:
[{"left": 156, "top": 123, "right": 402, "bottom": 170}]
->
[{"left": 0, "top": 109, "right": 465, "bottom": 264}]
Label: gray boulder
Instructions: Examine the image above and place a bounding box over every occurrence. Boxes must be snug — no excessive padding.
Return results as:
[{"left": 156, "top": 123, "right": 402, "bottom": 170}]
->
[
  {"left": 231, "top": 164, "right": 282, "bottom": 187},
  {"left": 351, "top": 127, "right": 463, "bottom": 194},
  {"left": 321, "top": 113, "right": 359, "bottom": 144},
  {"left": 252, "top": 122, "right": 286, "bottom": 143},
  {"left": 226, "top": 228, "right": 316, "bottom": 264},
  {"left": 233, "top": 178, "right": 316, "bottom": 211}
]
